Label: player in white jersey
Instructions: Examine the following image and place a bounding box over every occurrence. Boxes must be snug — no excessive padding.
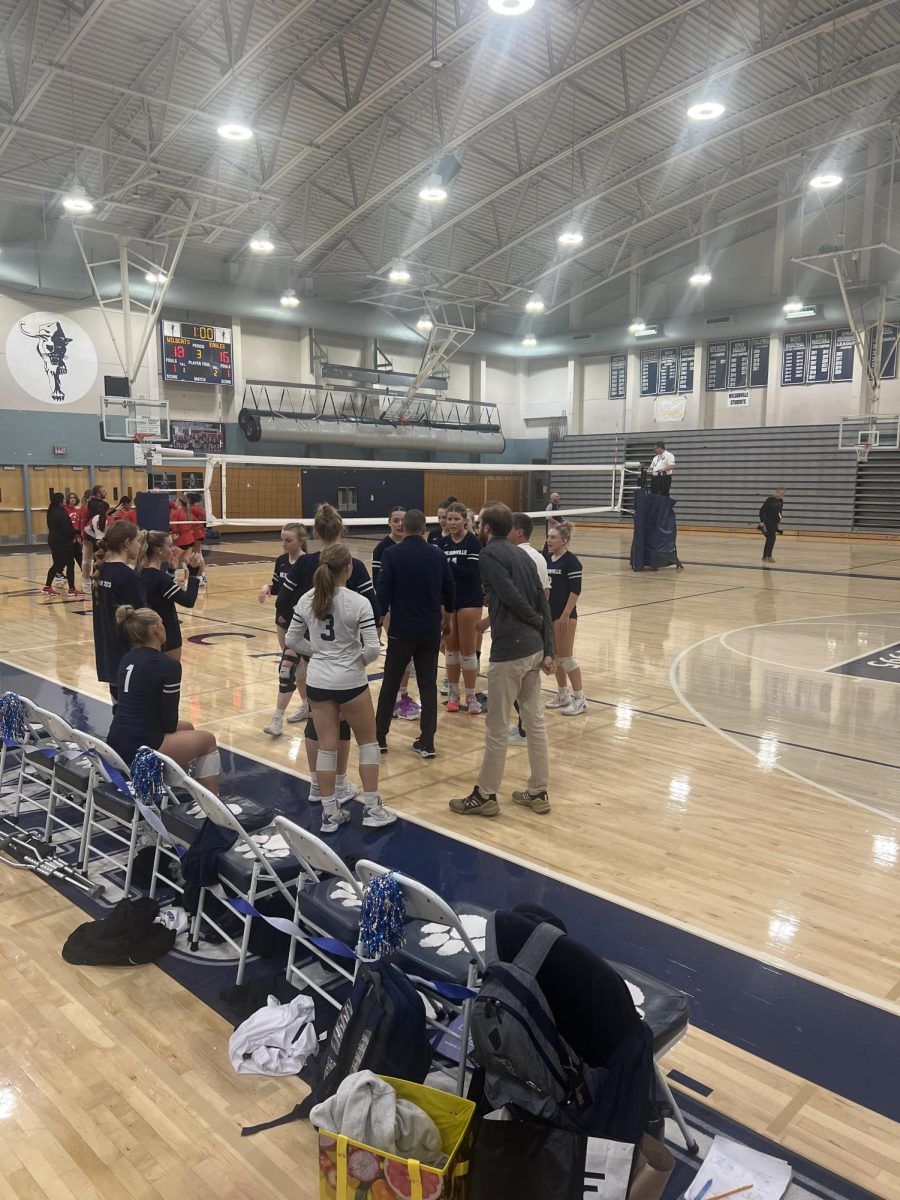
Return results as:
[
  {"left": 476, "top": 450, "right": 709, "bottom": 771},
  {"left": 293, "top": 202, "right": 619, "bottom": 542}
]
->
[{"left": 287, "top": 543, "right": 395, "bottom": 833}]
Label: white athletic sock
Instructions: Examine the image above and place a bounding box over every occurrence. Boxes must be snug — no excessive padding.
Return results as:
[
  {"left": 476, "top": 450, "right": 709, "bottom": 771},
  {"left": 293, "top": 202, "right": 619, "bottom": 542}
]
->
[
  {"left": 308, "top": 771, "right": 320, "bottom": 799},
  {"left": 557, "top": 687, "right": 569, "bottom": 699},
  {"left": 336, "top": 773, "right": 347, "bottom": 787},
  {"left": 363, "top": 791, "right": 380, "bottom": 808},
  {"left": 321, "top": 795, "right": 337, "bottom": 816},
  {"left": 573, "top": 690, "right": 585, "bottom": 702}
]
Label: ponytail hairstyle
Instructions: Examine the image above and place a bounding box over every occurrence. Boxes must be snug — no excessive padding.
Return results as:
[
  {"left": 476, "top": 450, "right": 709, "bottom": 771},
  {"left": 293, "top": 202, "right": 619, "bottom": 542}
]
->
[
  {"left": 311, "top": 542, "right": 351, "bottom": 620},
  {"left": 92, "top": 520, "right": 140, "bottom": 591},
  {"left": 282, "top": 520, "right": 308, "bottom": 553},
  {"left": 135, "top": 529, "right": 172, "bottom": 573},
  {"left": 555, "top": 521, "right": 573, "bottom": 545},
  {"left": 313, "top": 502, "right": 344, "bottom": 544},
  {"left": 115, "top": 605, "right": 161, "bottom": 647}
]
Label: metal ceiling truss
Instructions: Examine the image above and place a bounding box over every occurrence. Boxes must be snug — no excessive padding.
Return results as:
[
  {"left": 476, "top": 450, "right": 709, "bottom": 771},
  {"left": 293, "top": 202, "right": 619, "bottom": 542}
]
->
[{"left": 0, "top": 0, "right": 897, "bottom": 326}]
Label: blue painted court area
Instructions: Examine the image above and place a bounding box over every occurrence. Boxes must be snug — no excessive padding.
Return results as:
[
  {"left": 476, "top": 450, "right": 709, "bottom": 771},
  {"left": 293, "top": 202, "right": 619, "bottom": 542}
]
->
[{"left": 2, "top": 660, "right": 898, "bottom": 1130}]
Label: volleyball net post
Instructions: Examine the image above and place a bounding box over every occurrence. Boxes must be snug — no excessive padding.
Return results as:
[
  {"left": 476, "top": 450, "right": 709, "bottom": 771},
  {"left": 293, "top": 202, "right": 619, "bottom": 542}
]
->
[{"left": 201, "top": 453, "right": 638, "bottom": 532}]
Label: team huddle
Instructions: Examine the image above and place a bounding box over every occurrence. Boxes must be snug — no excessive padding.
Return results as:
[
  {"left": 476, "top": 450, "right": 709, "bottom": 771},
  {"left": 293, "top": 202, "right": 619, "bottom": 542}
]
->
[{"left": 84, "top": 494, "right": 586, "bottom": 833}]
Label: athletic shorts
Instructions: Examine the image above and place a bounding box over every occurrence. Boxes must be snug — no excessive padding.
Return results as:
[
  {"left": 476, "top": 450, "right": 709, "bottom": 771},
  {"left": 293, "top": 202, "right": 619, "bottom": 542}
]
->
[{"left": 307, "top": 684, "right": 368, "bottom": 705}]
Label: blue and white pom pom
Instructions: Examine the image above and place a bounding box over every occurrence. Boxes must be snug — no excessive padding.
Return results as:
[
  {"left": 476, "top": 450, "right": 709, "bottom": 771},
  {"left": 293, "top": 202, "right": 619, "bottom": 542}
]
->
[
  {"left": 359, "top": 871, "right": 406, "bottom": 959},
  {"left": 129, "top": 746, "right": 167, "bottom": 805},
  {"left": 0, "top": 692, "right": 27, "bottom": 744}
]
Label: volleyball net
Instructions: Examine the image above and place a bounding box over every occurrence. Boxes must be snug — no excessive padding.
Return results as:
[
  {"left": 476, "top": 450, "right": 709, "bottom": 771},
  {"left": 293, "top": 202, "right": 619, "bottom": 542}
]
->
[{"left": 199, "top": 453, "right": 638, "bottom": 532}]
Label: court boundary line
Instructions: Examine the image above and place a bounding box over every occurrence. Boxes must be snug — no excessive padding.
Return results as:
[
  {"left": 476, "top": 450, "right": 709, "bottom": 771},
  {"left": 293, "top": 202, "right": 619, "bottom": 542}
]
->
[
  {"left": 4, "top": 654, "right": 898, "bottom": 1022},
  {"left": 718, "top": 628, "right": 900, "bottom": 675},
  {"left": 670, "top": 621, "right": 900, "bottom": 828}
]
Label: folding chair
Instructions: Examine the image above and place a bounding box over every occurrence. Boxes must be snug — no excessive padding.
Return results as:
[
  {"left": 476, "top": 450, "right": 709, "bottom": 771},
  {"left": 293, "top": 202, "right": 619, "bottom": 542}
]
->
[
  {"left": 607, "top": 959, "right": 697, "bottom": 1154},
  {"left": 355, "top": 859, "right": 487, "bottom": 1095},
  {"left": 154, "top": 755, "right": 299, "bottom": 985},
  {"left": 0, "top": 692, "right": 46, "bottom": 811},
  {"left": 273, "top": 816, "right": 364, "bottom": 1007},
  {"left": 66, "top": 728, "right": 142, "bottom": 896},
  {"left": 15, "top": 700, "right": 93, "bottom": 848}
]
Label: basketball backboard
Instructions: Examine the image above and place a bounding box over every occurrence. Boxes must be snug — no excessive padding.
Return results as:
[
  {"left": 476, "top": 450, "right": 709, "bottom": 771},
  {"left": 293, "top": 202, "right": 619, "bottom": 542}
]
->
[
  {"left": 101, "top": 396, "right": 170, "bottom": 442},
  {"left": 838, "top": 415, "right": 900, "bottom": 451}
]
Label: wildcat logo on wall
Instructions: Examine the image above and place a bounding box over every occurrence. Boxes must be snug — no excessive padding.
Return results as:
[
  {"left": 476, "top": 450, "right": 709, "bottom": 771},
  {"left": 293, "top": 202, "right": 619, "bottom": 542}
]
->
[{"left": 5, "top": 311, "right": 98, "bottom": 405}]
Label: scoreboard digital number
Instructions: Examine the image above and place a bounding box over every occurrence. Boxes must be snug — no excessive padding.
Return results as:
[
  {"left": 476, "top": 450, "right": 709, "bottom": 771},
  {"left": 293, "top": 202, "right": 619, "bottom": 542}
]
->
[{"left": 160, "top": 321, "right": 233, "bottom": 386}]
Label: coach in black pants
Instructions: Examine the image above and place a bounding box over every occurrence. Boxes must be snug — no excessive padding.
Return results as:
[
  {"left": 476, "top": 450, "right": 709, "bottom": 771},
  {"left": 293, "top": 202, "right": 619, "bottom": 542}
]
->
[
  {"left": 376, "top": 509, "right": 455, "bottom": 758},
  {"left": 758, "top": 488, "right": 785, "bottom": 563}
]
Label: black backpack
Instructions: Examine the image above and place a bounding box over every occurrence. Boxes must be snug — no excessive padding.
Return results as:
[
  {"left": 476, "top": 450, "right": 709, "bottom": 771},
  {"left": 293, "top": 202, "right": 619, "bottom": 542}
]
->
[
  {"left": 62, "top": 898, "right": 175, "bottom": 966},
  {"left": 242, "top": 958, "right": 432, "bottom": 1134}
]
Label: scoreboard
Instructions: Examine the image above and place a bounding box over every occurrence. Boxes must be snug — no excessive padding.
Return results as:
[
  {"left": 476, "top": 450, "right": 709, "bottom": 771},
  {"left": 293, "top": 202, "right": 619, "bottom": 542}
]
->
[{"left": 160, "top": 321, "right": 233, "bottom": 385}]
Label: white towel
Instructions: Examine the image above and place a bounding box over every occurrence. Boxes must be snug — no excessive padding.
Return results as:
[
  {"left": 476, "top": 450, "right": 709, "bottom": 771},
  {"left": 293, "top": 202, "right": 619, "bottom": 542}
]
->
[
  {"left": 310, "top": 1070, "right": 447, "bottom": 1167},
  {"left": 228, "top": 994, "right": 317, "bottom": 1076}
]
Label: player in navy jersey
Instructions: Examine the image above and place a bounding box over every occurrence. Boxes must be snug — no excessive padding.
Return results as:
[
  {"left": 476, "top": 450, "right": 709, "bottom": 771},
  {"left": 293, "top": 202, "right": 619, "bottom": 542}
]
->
[
  {"left": 257, "top": 522, "right": 308, "bottom": 735},
  {"left": 107, "top": 606, "right": 221, "bottom": 793},
  {"left": 373, "top": 506, "right": 421, "bottom": 723},
  {"left": 91, "top": 520, "right": 144, "bottom": 704},
  {"left": 427, "top": 495, "right": 456, "bottom": 546},
  {"left": 287, "top": 543, "right": 394, "bottom": 832},
  {"left": 543, "top": 522, "right": 587, "bottom": 716},
  {"left": 440, "top": 502, "right": 484, "bottom": 714},
  {"left": 137, "top": 530, "right": 202, "bottom": 661}
]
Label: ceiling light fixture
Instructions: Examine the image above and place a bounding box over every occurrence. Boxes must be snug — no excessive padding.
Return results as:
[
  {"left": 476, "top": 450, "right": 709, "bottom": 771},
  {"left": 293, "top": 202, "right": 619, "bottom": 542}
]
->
[
  {"left": 689, "top": 265, "right": 712, "bottom": 286},
  {"left": 521, "top": 333, "right": 537, "bottom": 347},
  {"left": 418, "top": 173, "right": 448, "bottom": 203},
  {"left": 628, "top": 319, "right": 646, "bottom": 334},
  {"left": 782, "top": 297, "right": 804, "bottom": 314},
  {"left": 280, "top": 288, "right": 300, "bottom": 308},
  {"left": 557, "top": 229, "right": 583, "bottom": 247},
  {"left": 249, "top": 228, "right": 274, "bottom": 253},
  {"left": 633, "top": 324, "right": 659, "bottom": 337},
  {"left": 416, "top": 315, "right": 434, "bottom": 332},
  {"left": 784, "top": 304, "right": 817, "bottom": 320},
  {"left": 809, "top": 172, "right": 843, "bottom": 190},
  {"left": 686, "top": 100, "right": 725, "bottom": 122},
  {"left": 488, "top": 0, "right": 535, "bottom": 14},
  {"left": 525, "top": 295, "right": 545, "bottom": 313},
  {"left": 217, "top": 122, "right": 253, "bottom": 142},
  {"left": 144, "top": 271, "right": 167, "bottom": 284},
  {"left": 388, "top": 264, "right": 411, "bottom": 282},
  {"left": 62, "top": 186, "right": 93, "bottom": 213}
]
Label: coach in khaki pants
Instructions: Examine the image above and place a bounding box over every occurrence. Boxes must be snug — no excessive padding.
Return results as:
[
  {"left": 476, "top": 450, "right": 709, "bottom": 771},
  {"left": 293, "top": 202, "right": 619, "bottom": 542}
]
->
[{"left": 449, "top": 502, "right": 555, "bottom": 819}]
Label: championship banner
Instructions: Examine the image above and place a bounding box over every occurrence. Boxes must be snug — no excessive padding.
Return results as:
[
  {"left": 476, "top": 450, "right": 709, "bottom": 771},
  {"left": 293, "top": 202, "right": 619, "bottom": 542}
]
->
[{"left": 653, "top": 395, "right": 686, "bottom": 423}]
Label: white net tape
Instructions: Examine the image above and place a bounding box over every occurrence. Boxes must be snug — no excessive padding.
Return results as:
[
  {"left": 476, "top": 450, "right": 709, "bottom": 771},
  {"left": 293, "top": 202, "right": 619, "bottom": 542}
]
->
[{"left": 200, "top": 453, "right": 635, "bottom": 530}]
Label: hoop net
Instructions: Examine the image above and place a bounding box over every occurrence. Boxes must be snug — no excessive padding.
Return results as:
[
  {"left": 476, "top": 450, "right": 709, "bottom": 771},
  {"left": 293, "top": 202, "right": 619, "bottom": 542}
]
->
[
  {"left": 855, "top": 442, "right": 871, "bottom": 464},
  {"left": 201, "top": 453, "right": 634, "bottom": 531}
]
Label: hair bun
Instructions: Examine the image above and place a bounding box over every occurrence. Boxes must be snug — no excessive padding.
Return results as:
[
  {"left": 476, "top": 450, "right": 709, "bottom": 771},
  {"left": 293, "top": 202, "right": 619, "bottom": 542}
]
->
[{"left": 115, "top": 604, "right": 135, "bottom": 626}]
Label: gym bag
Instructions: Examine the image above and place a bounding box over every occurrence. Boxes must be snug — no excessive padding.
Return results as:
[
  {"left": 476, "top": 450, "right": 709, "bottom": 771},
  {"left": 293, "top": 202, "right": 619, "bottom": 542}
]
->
[{"left": 62, "top": 897, "right": 175, "bottom": 966}]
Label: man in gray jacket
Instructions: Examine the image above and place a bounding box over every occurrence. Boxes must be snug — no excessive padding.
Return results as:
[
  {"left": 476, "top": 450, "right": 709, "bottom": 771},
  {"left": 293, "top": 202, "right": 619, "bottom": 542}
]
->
[{"left": 449, "top": 501, "right": 555, "bottom": 818}]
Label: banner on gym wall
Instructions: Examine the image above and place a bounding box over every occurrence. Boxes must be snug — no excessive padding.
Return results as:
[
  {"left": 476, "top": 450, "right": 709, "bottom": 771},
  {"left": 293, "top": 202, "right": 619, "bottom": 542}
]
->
[
  {"left": 5, "top": 311, "right": 98, "bottom": 405},
  {"left": 654, "top": 396, "right": 686, "bottom": 422}
]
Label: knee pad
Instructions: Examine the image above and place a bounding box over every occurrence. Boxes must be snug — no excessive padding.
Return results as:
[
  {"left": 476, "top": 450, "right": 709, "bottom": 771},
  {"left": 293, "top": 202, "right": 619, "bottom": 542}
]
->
[
  {"left": 552, "top": 656, "right": 563, "bottom": 670},
  {"left": 445, "top": 649, "right": 461, "bottom": 667},
  {"left": 316, "top": 748, "right": 338, "bottom": 773},
  {"left": 559, "top": 655, "right": 578, "bottom": 673},
  {"left": 461, "top": 652, "right": 479, "bottom": 672},
  {"left": 305, "top": 717, "right": 317, "bottom": 742},
  {"left": 278, "top": 650, "right": 298, "bottom": 694},
  {"left": 339, "top": 720, "right": 351, "bottom": 743},
  {"left": 193, "top": 750, "right": 220, "bottom": 778},
  {"left": 359, "top": 742, "right": 381, "bottom": 766}
]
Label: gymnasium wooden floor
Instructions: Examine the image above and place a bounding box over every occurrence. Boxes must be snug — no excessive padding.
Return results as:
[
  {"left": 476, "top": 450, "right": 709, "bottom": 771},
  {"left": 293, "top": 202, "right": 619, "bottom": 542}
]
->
[{"left": 1, "top": 526, "right": 899, "bottom": 1199}]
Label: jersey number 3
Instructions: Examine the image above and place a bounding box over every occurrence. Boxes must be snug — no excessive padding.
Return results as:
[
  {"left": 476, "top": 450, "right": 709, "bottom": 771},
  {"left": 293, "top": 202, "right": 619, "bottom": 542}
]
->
[
  {"left": 123, "top": 663, "right": 134, "bottom": 693},
  {"left": 321, "top": 615, "right": 335, "bottom": 641}
]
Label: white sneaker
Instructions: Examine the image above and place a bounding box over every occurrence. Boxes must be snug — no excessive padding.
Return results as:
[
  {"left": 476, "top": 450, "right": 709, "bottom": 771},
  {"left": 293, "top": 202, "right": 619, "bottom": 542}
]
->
[
  {"left": 508, "top": 726, "right": 527, "bottom": 744},
  {"left": 263, "top": 713, "right": 284, "bottom": 736},
  {"left": 320, "top": 807, "right": 351, "bottom": 835},
  {"left": 440, "top": 678, "right": 450, "bottom": 696},
  {"left": 335, "top": 782, "right": 359, "bottom": 806},
  {"left": 545, "top": 693, "right": 570, "bottom": 709},
  {"left": 286, "top": 703, "right": 309, "bottom": 723},
  {"left": 307, "top": 787, "right": 321, "bottom": 805},
  {"left": 560, "top": 697, "right": 588, "bottom": 716},
  {"left": 362, "top": 802, "right": 398, "bottom": 828}
]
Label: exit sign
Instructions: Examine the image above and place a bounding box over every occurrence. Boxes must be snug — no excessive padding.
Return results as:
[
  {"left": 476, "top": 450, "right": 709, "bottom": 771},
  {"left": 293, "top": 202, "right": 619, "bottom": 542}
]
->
[{"left": 53, "top": 445, "right": 66, "bottom": 456}]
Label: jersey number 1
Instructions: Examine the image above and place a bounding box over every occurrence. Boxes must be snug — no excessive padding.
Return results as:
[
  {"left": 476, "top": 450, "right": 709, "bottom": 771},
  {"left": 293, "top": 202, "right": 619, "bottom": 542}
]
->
[
  {"left": 123, "top": 664, "right": 134, "bottom": 693},
  {"left": 321, "top": 616, "right": 335, "bottom": 641}
]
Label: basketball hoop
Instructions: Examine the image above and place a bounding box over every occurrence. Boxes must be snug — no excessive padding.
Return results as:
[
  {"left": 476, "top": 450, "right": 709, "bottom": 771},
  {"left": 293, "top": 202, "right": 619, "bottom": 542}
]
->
[
  {"left": 855, "top": 442, "right": 872, "bottom": 464},
  {"left": 134, "top": 432, "right": 158, "bottom": 469}
]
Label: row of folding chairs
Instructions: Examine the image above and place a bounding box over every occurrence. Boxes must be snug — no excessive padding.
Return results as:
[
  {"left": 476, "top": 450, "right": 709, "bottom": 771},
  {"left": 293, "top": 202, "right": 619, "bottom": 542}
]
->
[{"left": 1, "top": 691, "right": 695, "bottom": 1141}]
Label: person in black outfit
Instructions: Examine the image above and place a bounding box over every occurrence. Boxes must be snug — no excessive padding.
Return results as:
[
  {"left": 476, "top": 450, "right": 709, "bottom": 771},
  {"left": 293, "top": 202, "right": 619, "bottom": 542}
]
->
[
  {"left": 91, "top": 519, "right": 144, "bottom": 704},
  {"left": 107, "top": 605, "right": 220, "bottom": 792},
  {"left": 137, "top": 529, "right": 202, "bottom": 661},
  {"left": 43, "top": 493, "right": 82, "bottom": 596},
  {"left": 375, "top": 509, "right": 455, "bottom": 758},
  {"left": 758, "top": 488, "right": 785, "bottom": 564}
]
